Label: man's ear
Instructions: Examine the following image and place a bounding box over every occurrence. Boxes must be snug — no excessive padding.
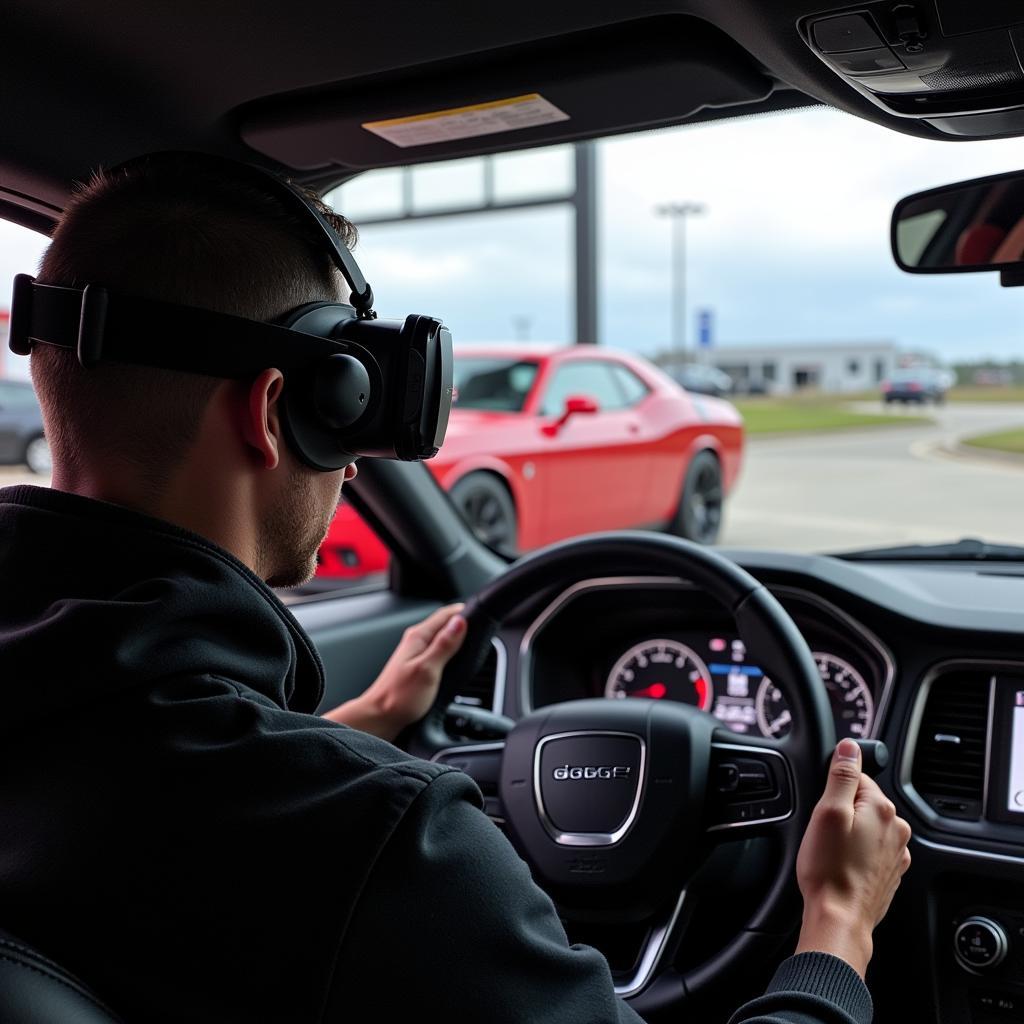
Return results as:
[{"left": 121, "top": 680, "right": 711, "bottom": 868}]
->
[{"left": 241, "top": 368, "right": 286, "bottom": 470}]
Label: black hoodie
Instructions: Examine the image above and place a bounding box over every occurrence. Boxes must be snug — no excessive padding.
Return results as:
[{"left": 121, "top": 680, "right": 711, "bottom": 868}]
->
[{"left": 0, "top": 485, "right": 872, "bottom": 1024}]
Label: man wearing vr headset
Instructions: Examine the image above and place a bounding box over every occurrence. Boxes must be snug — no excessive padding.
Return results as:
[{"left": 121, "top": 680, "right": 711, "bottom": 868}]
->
[{"left": 0, "top": 153, "right": 909, "bottom": 1023}]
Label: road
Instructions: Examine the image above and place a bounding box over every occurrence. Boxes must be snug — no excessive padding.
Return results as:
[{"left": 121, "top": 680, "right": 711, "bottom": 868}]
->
[
  {"left": 723, "top": 402, "right": 1024, "bottom": 553},
  {"left": 3, "top": 401, "right": 1024, "bottom": 559}
]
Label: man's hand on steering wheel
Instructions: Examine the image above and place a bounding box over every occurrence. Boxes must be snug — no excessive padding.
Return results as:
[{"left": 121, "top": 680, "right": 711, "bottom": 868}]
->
[
  {"left": 795, "top": 737, "right": 913, "bottom": 978},
  {"left": 322, "top": 604, "right": 467, "bottom": 741}
]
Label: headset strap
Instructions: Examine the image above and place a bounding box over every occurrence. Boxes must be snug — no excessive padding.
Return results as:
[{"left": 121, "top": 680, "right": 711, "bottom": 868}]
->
[
  {"left": 104, "top": 152, "right": 376, "bottom": 320},
  {"left": 268, "top": 175, "right": 375, "bottom": 319},
  {"left": 9, "top": 276, "right": 346, "bottom": 376}
]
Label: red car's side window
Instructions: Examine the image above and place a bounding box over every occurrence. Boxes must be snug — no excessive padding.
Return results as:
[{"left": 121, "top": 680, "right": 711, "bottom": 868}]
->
[
  {"left": 538, "top": 361, "right": 628, "bottom": 416},
  {"left": 610, "top": 364, "right": 650, "bottom": 407}
]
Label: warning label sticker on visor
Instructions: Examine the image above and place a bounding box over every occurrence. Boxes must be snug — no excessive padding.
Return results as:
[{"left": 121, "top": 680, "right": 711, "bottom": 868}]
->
[{"left": 362, "top": 93, "right": 570, "bottom": 149}]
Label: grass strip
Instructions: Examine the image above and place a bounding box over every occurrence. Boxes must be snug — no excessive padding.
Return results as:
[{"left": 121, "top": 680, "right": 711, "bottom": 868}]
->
[
  {"left": 962, "top": 427, "right": 1024, "bottom": 454},
  {"left": 733, "top": 399, "right": 931, "bottom": 435}
]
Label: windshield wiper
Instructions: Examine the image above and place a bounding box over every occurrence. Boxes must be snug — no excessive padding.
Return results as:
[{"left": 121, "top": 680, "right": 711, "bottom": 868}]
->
[{"left": 836, "top": 538, "right": 1024, "bottom": 562}]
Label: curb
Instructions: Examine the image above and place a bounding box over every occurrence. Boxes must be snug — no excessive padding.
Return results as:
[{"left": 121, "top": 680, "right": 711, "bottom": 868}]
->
[{"left": 940, "top": 440, "right": 1024, "bottom": 469}]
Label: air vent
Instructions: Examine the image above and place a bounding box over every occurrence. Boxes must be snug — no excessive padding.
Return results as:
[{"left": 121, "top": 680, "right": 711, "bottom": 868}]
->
[
  {"left": 912, "top": 670, "right": 991, "bottom": 821},
  {"left": 452, "top": 641, "right": 500, "bottom": 712}
]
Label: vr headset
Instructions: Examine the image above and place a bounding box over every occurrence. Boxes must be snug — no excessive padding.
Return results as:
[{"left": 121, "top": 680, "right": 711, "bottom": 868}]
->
[{"left": 7, "top": 154, "right": 454, "bottom": 471}]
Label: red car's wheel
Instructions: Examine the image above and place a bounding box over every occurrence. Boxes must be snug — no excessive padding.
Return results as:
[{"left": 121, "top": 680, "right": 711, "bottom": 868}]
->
[
  {"left": 449, "top": 472, "right": 518, "bottom": 558},
  {"left": 671, "top": 449, "right": 723, "bottom": 545}
]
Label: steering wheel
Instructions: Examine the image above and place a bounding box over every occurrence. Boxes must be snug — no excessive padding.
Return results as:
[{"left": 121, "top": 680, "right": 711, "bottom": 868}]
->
[{"left": 409, "top": 532, "right": 835, "bottom": 1014}]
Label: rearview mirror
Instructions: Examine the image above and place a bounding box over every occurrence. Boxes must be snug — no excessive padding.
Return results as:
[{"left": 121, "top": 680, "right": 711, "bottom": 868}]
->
[{"left": 892, "top": 169, "right": 1024, "bottom": 286}]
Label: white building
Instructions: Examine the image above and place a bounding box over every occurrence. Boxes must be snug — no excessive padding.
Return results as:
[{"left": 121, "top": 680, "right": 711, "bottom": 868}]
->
[{"left": 711, "top": 341, "right": 908, "bottom": 396}]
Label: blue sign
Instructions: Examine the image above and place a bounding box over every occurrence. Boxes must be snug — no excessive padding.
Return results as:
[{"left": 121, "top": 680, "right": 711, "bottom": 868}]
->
[{"left": 697, "top": 308, "right": 714, "bottom": 349}]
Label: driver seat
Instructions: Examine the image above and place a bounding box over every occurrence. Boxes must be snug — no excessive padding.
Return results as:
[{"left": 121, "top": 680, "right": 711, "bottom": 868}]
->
[{"left": 0, "top": 929, "right": 122, "bottom": 1022}]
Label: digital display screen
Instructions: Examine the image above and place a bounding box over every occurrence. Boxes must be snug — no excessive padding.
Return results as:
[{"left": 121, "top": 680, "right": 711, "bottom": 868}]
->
[
  {"left": 1007, "top": 689, "right": 1024, "bottom": 816},
  {"left": 987, "top": 677, "right": 1024, "bottom": 826}
]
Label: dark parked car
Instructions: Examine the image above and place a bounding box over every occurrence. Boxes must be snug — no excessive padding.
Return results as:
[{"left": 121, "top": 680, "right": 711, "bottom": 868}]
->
[
  {"left": 0, "top": 380, "right": 49, "bottom": 474},
  {"left": 881, "top": 367, "right": 947, "bottom": 405},
  {"left": 669, "top": 363, "right": 735, "bottom": 398}
]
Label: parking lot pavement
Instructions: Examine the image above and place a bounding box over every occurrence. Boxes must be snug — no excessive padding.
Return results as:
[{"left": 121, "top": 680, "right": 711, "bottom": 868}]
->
[{"left": 722, "top": 402, "right": 1024, "bottom": 554}]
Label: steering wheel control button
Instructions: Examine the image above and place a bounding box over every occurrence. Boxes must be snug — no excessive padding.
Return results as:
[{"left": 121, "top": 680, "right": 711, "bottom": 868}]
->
[
  {"left": 737, "top": 759, "right": 774, "bottom": 794},
  {"left": 706, "top": 744, "right": 794, "bottom": 831},
  {"left": 535, "top": 732, "right": 645, "bottom": 846},
  {"left": 955, "top": 917, "right": 1009, "bottom": 972},
  {"left": 715, "top": 762, "right": 740, "bottom": 793}
]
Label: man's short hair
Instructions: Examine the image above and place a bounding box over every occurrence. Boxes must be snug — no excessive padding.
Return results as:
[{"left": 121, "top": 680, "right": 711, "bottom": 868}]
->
[{"left": 32, "top": 153, "right": 358, "bottom": 488}]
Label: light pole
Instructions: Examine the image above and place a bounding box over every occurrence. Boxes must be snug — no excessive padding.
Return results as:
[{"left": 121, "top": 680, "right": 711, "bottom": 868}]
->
[{"left": 655, "top": 202, "right": 705, "bottom": 365}]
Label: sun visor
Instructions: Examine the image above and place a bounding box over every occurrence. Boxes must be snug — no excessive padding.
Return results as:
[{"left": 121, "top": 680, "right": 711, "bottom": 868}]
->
[{"left": 239, "top": 18, "right": 772, "bottom": 171}]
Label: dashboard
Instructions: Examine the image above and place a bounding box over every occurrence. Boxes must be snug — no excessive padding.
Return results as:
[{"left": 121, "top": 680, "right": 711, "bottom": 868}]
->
[
  {"left": 454, "top": 553, "right": 1024, "bottom": 1024},
  {"left": 299, "top": 546, "right": 1024, "bottom": 1023}
]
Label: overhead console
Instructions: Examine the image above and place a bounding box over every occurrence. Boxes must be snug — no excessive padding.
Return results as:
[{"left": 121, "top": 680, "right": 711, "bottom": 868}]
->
[{"left": 801, "top": 1, "right": 1024, "bottom": 138}]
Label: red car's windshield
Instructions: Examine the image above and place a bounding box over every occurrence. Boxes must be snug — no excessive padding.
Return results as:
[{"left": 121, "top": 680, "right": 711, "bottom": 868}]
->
[{"left": 452, "top": 357, "right": 539, "bottom": 412}]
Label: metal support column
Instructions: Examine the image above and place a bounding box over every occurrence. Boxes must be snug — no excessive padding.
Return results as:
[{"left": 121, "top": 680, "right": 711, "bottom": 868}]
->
[{"left": 573, "top": 141, "right": 598, "bottom": 345}]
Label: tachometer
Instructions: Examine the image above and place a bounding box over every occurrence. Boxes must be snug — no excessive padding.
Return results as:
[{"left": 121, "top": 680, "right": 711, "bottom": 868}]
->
[
  {"left": 605, "top": 639, "right": 713, "bottom": 711},
  {"left": 755, "top": 652, "right": 874, "bottom": 739}
]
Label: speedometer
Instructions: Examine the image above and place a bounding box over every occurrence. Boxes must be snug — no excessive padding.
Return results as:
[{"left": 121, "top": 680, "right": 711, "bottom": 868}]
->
[
  {"left": 755, "top": 652, "right": 874, "bottom": 739},
  {"left": 605, "top": 639, "right": 713, "bottom": 711}
]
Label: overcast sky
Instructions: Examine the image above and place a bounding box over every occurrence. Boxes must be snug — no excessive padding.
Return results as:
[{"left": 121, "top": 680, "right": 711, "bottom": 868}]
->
[{"left": 3, "top": 104, "right": 1023, "bottom": 382}]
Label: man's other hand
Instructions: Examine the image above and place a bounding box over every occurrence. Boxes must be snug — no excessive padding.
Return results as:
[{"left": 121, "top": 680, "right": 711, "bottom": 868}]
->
[
  {"left": 322, "top": 604, "right": 467, "bottom": 741},
  {"left": 794, "top": 737, "right": 912, "bottom": 978}
]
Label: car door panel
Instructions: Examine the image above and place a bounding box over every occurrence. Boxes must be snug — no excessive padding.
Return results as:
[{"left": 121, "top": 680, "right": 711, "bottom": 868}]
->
[
  {"left": 532, "top": 360, "right": 648, "bottom": 539},
  {"left": 291, "top": 591, "right": 441, "bottom": 710},
  {"left": 537, "top": 410, "right": 644, "bottom": 537}
]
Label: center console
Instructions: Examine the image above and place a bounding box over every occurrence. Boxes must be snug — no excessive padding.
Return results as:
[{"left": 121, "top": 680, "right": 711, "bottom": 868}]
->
[
  {"left": 902, "top": 665, "right": 1024, "bottom": 1021},
  {"left": 933, "top": 882, "right": 1024, "bottom": 1022}
]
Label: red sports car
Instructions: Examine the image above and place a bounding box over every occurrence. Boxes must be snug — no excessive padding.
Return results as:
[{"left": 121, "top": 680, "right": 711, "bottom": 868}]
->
[{"left": 316, "top": 345, "right": 744, "bottom": 579}]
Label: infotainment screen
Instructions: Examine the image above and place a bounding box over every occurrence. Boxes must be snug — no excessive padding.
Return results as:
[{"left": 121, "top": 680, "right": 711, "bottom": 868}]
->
[
  {"left": 987, "top": 677, "right": 1024, "bottom": 825},
  {"left": 1007, "top": 688, "right": 1024, "bottom": 816}
]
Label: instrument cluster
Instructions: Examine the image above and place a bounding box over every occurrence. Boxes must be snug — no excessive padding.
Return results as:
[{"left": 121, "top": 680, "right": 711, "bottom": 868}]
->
[
  {"left": 604, "top": 634, "right": 874, "bottom": 740},
  {"left": 524, "top": 582, "right": 892, "bottom": 742}
]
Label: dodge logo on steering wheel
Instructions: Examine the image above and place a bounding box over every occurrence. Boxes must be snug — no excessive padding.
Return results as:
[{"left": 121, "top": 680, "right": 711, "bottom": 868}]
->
[{"left": 552, "top": 765, "right": 632, "bottom": 781}]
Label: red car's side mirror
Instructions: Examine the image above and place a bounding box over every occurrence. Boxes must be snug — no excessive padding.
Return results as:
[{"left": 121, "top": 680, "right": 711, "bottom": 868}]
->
[
  {"left": 543, "top": 393, "right": 600, "bottom": 436},
  {"left": 564, "top": 394, "right": 599, "bottom": 416}
]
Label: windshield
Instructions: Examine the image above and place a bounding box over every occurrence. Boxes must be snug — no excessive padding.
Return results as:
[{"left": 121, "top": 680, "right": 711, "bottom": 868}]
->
[
  {"left": 3, "top": 105, "right": 1024, "bottom": 575},
  {"left": 453, "top": 357, "right": 539, "bottom": 412},
  {"left": 315, "top": 105, "right": 1024, "bottom": 561}
]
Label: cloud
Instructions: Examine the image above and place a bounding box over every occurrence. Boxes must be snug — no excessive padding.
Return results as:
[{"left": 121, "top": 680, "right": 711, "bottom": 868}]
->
[{"left": 357, "top": 246, "right": 473, "bottom": 287}]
